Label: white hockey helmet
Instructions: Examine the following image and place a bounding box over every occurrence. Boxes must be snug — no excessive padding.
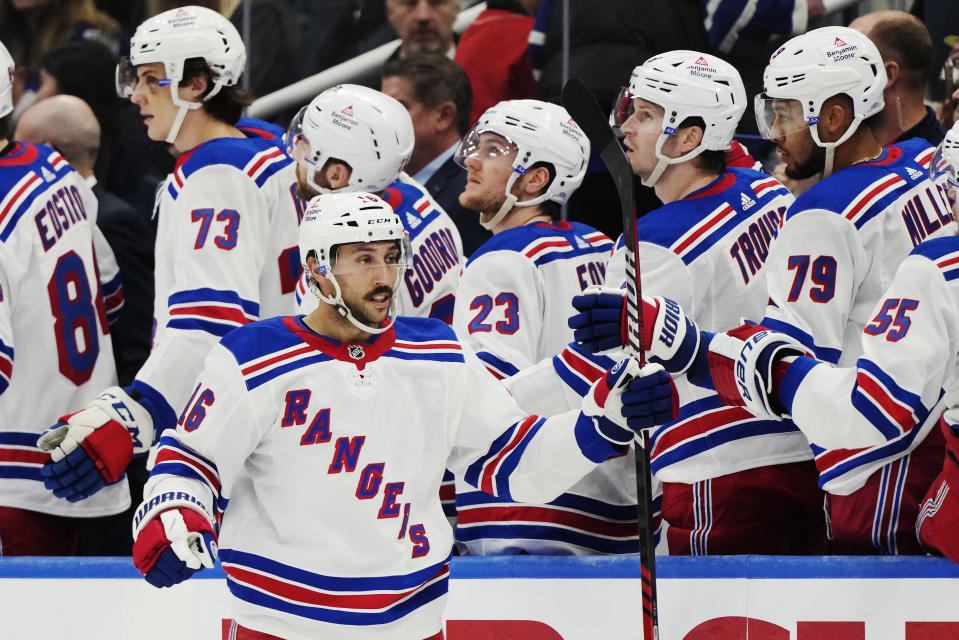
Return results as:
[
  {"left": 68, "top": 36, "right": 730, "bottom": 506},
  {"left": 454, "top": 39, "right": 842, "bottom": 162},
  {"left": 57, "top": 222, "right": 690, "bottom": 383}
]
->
[
  {"left": 931, "top": 122, "right": 959, "bottom": 188},
  {"left": 755, "top": 26, "right": 885, "bottom": 176},
  {"left": 299, "top": 192, "right": 412, "bottom": 335},
  {"left": 116, "top": 5, "right": 247, "bottom": 144},
  {"left": 287, "top": 84, "right": 414, "bottom": 196},
  {"left": 611, "top": 50, "right": 747, "bottom": 186},
  {"left": 0, "top": 39, "right": 13, "bottom": 121},
  {"left": 455, "top": 99, "right": 589, "bottom": 230}
]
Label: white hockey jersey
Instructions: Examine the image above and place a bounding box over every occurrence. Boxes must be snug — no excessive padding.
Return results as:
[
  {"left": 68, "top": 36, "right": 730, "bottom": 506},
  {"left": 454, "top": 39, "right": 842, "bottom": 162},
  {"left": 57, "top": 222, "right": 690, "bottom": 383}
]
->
[
  {"left": 760, "top": 139, "right": 958, "bottom": 492},
  {"left": 779, "top": 236, "right": 959, "bottom": 495},
  {"left": 0, "top": 143, "right": 125, "bottom": 517},
  {"left": 131, "top": 130, "right": 302, "bottom": 434},
  {"left": 137, "top": 315, "right": 621, "bottom": 640},
  {"left": 602, "top": 168, "right": 810, "bottom": 482},
  {"left": 295, "top": 174, "right": 463, "bottom": 323},
  {"left": 452, "top": 220, "right": 613, "bottom": 378},
  {"left": 762, "top": 139, "right": 957, "bottom": 366}
]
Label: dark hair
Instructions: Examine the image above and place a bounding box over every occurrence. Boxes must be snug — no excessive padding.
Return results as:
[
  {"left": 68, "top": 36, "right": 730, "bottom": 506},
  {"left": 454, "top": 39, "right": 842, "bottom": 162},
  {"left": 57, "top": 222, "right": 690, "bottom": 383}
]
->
[
  {"left": 42, "top": 39, "right": 118, "bottom": 114},
  {"left": 183, "top": 57, "right": 252, "bottom": 125},
  {"left": 381, "top": 53, "right": 473, "bottom": 135},
  {"left": 678, "top": 116, "right": 727, "bottom": 175},
  {"left": 867, "top": 14, "right": 933, "bottom": 93}
]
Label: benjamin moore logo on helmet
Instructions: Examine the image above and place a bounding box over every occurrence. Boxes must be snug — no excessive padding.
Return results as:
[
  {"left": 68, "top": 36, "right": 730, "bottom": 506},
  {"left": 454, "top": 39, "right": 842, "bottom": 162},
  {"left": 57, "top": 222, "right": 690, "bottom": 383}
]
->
[
  {"left": 331, "top": 110, "right": 359, "bottom": 131},
  {"left": 559, "top": 118, "right": 582, "bottom": 140},
  {"left": 826, "top": 37, "right": 857, "bottom": 62},
  {"left": 168, "top": 8, "right": 197, "bottom": 27},
  {"left": 689, "top": 56, "right": 717, "bottom": 79}
]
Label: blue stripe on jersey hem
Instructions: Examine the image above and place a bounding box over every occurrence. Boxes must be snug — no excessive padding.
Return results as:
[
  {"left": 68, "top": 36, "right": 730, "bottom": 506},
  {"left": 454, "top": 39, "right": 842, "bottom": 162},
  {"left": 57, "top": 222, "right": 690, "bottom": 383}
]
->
[
  {"left": 651, "top": 418, "right": 799, "bottom": 472},
  {"left": 0, "top": 432, "right": 42, "bottom": 446},
  {"left": 0, "top": 339, "right": 13, "bottom": 359},
  {"left": 454, "top": 524, "right": 639, "bottom": 554},
  {"left": 0, "top": 466, "right": 43, "bottom": 480},
  {"left": 494, "top": 417, "right": 546, "bottom": 499},
  {"left": 245, "top": 353, "right": 333, "bottom": 390},
  {"left": 226, "top": 575, "right": 448, "bottom": 626},
  {"left": 219, "top": 549, "right": 451, "bottom": 591},
  {"left": 858, "top": 358, "right": 922, "bottom": 410},
  {"left": 463, "top": 427, "right": 515, "bottom": 489},
  {"left": 455, "top": 490, "right": 639, "bottom": 520},
  {"left": 816, "top": 424, "right": 923, "bottom": 485}
]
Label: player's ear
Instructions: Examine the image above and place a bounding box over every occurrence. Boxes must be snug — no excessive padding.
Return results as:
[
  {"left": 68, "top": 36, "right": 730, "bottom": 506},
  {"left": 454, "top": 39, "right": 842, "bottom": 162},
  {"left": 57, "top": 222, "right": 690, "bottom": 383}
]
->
[
  {"left": 325, "top": 162, "right": 351, "bottom": 190},
  {"left": 180, "top": 73, "right": 209, "bottom": 102},
  {"left": 523, "top": 164, "right": 551, "bottom": 194},
  {"left": 307, "top": 256, "right": 335, "bottom": 294},
  {"left": 676, "top": 124, "right": 704, "bottom": 156},
  {"left": 818, "top": 96, "right": 854, "bottom": 142}
]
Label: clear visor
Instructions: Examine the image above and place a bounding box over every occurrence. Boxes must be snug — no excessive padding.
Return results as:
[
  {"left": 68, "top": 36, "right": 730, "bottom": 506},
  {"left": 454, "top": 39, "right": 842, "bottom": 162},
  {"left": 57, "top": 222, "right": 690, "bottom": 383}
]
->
[
  {"left": 285, "top": 105, "right": 313, "bottom": 164},
  {"left": 317, "top": 237, "right": 413, "bottom": 277},
  {"left": 610, "top": 86, "right": 634, "bottom": 132},
  {"left": 931, "top": 139, "right": 959, "bottom": 188},
  {"left": 454, "top": 128, "right": 518, "bottom": 169},
  {"left": 115, "top": 57, "right": 137, "bottom": 98},
  {"left": 754, "top": 95, "right": 810, "bottom": 140}
]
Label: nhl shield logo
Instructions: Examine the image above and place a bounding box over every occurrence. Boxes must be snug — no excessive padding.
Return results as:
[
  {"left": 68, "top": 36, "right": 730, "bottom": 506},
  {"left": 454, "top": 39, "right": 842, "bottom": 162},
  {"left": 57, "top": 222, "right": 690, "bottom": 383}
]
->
[{"left": 348, "top": 344, "right": 365, "bottom": 360}]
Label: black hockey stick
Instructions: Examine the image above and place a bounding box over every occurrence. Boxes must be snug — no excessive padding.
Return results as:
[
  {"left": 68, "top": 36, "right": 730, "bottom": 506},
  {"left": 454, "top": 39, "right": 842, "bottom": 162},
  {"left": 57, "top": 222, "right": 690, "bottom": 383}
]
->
[{"left": 562, "top": 77, "right": 659, "bottom": 640}]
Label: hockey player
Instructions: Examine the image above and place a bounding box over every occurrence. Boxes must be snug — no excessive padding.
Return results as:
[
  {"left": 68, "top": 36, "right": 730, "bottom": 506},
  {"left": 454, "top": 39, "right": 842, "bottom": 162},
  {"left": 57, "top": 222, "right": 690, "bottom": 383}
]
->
[
  {"left": 750, "top": 25, "right": 957, "bottom": 554},
  {"left": 37, "top": 6, "right": 303, "bottom": 504},
  {"left": 129, "top": 192, "right": 679, "bottom": 640},
  {"left": 555, "top": 50, "right": 825, "bottom": 556},
  {"left": 446, "top": 99, "right": 622, "bottom": 554},
  {"left": 287, "top": 84, "right": 463, "bottom": 324},
  {"left": 0, "top": 39, "right": 124, "bottom": 554}
]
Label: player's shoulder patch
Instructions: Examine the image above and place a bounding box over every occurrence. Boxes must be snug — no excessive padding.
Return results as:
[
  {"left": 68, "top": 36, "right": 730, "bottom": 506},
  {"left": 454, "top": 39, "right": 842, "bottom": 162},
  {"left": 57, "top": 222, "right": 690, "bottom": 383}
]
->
[
  {"left": 172, "top": 136, "right": 292, "bottom": 194},
  {"left": 909, "top": 235, "right": 959, "bottom": 263},
  {"left": 392, "top": 316, "right": 458, "bottom": 342},
  {"left": 219, "top": 316, "right": 303, "bottom": 366}
]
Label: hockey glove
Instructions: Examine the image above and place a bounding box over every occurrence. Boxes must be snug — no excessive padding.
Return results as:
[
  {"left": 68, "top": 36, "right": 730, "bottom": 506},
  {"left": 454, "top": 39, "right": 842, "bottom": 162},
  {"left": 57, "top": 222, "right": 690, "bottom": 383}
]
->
[
  {"left": 570, "top": 286, "right": 701, "bottom": 374},
  {"left": 133, "top": 508, "right": 218, "bottom": 588},
  {"left": 583, "top": 358, "right": 679, "bottom": 445},
  {"left": 707, "top": 324, "right": 807, "bottom": 419},
  {"left": 38, "top": 386, "right": 154, "bottom": 501}
]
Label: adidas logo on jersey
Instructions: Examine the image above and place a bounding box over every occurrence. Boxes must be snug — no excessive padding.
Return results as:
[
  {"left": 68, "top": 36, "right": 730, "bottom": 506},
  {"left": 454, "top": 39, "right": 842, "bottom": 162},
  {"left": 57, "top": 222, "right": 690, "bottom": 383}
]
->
[
  {"left": 907, "top": 167, "right": 923, "bottom": 180},
  {"left": 575, "top": 235, "right": 590, "bottom": 249},
  {"left": 740, "top": 192, "right": 756, "bottom": 210},
  {"left": 405, "top": 212, "right": 421, "bottom": 229},
  {"left": 41, "top": 167, "right": 56, "bottom": 182}
]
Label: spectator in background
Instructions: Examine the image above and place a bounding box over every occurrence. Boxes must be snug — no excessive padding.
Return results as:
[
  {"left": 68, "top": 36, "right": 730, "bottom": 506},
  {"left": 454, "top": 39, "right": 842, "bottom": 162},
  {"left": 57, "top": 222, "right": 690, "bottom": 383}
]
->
[
  {"left": 386, "top": 0, "right": 459, "bottom": 59},
  {"left": 454, "top": 0, "right": 538, "bottom": 127},
  {"left": 850, "top": 10, "right": 945, "bottom": 147},
  {"left": 528, "top": 0, "right": 709, "bottom": 239},
  {"left": 228, "top": 0, "right": 305, "bottom": 98},
  {"left": 382, "top": 53, "right": 490, "bottom": 256},
  {"left": 911, "top": 0, "right": 959, "bottom": 104},
  {"left": 36, "top": 38, "right": 169, "bottom": 222},
  {"left": 0, "top": 0, "right": 125, "bottom": 120},
  {"left": 295, "top": 0, "right": 395, "bottom": 75}
]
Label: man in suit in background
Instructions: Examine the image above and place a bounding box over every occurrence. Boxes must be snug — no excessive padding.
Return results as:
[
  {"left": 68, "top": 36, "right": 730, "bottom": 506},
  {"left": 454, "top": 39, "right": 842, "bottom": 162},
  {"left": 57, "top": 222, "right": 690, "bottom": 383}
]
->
[{"left": 382, "top": 53, "right": 490, "bottom": 256}]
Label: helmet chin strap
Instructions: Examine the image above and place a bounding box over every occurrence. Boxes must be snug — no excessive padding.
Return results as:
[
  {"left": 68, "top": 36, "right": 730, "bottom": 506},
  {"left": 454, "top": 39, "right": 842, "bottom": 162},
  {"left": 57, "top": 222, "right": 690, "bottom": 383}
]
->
[
  {"left": 308, "top": 273, "right": 395, "bottom": 335},
  {"left": 642, "top": 131, "right": 707, "bottom": 188},
  {"left": 481, "top": 168, "right": 554, "bottom": 231},
  {"left": 164, "top": 79, "right": 223, "bottom": 145},
  {"left": 809, "top": 113, "right": 864, "bottom": 180}
]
